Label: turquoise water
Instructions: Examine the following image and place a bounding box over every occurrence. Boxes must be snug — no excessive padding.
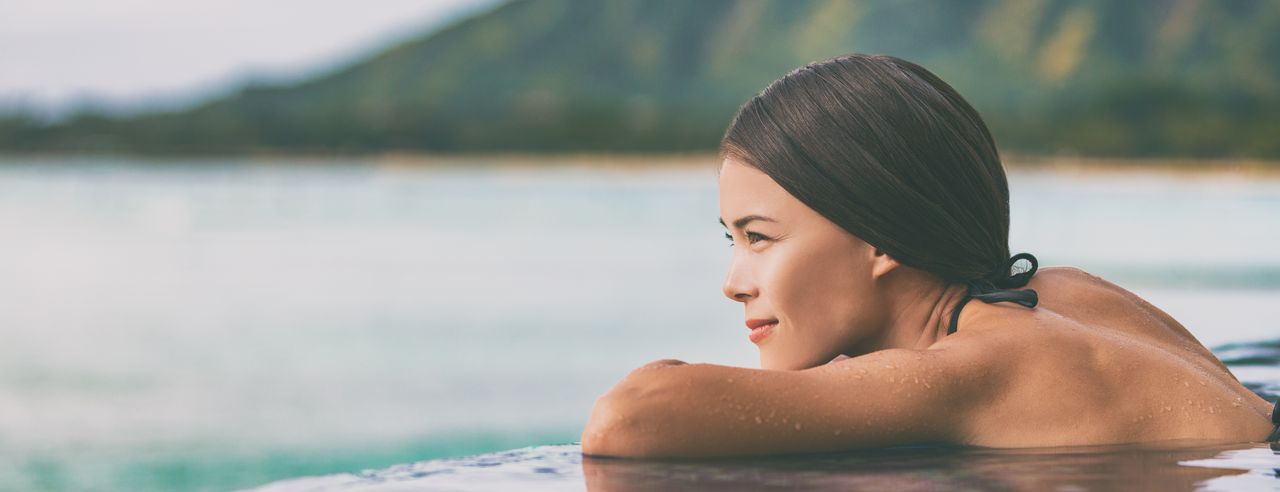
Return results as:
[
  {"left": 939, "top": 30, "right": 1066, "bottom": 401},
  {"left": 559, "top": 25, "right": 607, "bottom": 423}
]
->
[
  {"left": 253, "top": 441, "right": 1280, "bottom": 491},
  {"left": 0, "top": 156, "right": 1278, "bottom": 491}
]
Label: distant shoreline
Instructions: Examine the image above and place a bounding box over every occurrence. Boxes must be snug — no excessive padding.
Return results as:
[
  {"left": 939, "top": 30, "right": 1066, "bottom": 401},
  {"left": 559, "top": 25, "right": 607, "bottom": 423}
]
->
[
  {"left": 999, "top": 153, "right": 1280, "bottom": 177},
  {"left": 3, "top": 151, "right": 1279, "bottom": 177}
]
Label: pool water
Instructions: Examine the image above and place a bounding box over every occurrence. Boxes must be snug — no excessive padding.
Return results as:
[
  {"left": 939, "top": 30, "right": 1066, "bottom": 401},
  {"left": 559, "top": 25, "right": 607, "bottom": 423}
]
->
[
  {"left": 251, "top": 438, "right": 1280, "bottom": 491},
  {"left": 254, "top": 441, "right": 1280, "bottom": 491},
  {"left": 3, "top": 158, "right": 1280, "bottom": 491},
  {"left": 252, "top": 341, "right": 1280, "bottom": 491}
]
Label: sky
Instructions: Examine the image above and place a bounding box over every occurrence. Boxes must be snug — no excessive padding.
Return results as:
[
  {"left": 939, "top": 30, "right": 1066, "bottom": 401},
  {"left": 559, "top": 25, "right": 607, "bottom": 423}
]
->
[{"left": 0, "top": 0, "right": 503, "bottom": 116}]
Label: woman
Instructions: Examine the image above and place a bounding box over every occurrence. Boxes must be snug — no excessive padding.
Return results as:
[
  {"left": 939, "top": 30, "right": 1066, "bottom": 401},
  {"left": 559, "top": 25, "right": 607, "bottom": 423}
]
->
[{"left": 581, "top": 54, "right": 1279, "bottom": 458}]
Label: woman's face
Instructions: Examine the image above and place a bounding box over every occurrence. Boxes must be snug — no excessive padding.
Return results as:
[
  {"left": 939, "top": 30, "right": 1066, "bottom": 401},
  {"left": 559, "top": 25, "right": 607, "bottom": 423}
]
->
[{"left": 719, "top": 157, "right": 890, "bottom": 370}]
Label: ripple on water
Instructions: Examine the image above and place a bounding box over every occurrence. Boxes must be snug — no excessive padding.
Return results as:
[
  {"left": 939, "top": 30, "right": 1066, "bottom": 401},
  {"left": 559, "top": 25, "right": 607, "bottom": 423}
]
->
[{"left": 248, "top": 441, "right": 1280, "bottom": 492}]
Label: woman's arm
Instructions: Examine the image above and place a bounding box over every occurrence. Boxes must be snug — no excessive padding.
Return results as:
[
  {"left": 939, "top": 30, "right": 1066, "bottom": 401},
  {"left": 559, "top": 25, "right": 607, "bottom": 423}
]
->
[{"left": 581, "top": 346, "right": 1004, "bottom": 458}]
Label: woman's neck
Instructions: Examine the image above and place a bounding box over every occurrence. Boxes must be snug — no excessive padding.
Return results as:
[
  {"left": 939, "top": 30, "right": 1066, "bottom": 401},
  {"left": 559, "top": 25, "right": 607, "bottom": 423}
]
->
[{"left": 851, "top": 273, "right": 969, "bottom": 354}]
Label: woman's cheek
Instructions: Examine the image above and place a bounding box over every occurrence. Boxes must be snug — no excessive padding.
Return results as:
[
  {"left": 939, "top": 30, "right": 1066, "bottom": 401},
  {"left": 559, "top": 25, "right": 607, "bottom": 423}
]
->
[
  {"left": 769, "top": 251, "right": 827, "bottom": 356},
  {"left": 794, "top": 252, "right": 862, "bottom": 353}
]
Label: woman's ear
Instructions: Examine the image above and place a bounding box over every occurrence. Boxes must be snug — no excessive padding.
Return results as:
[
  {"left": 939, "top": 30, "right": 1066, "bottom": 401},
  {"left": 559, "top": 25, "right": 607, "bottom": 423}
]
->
[{"left": 870, "top": 248, "right": 901, "bottom": 281}]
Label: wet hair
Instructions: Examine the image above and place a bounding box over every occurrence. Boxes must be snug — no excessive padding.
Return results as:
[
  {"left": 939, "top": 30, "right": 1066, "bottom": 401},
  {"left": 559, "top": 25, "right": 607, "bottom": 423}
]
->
[{"left": 719, "top": 53, "right": 1012, "bottom": 284}]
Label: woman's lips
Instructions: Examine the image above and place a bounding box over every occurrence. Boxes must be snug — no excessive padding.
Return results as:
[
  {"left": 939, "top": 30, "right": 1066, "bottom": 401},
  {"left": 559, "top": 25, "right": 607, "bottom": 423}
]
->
[{"left": 746, "top": 320, "right": 778, "bottom": 344}]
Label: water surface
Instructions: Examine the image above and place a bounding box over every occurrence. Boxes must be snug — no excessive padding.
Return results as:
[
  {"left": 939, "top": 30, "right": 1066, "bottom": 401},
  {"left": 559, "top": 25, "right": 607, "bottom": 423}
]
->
[
  {"left": 0, "top": 156, "right": 1277, "bottom": 491},
  {"left": 254, "top": 440, "right": 1280, "bottom": 491}
]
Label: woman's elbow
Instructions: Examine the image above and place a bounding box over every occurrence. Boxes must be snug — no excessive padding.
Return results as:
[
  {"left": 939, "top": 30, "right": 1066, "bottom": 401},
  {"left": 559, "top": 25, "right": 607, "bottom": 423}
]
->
[
  {"left": 581, "top": 393, "right": 631, "bottom": 456},
  {"left": 581, "top": 366, "right": 683, "bottom": 457}
]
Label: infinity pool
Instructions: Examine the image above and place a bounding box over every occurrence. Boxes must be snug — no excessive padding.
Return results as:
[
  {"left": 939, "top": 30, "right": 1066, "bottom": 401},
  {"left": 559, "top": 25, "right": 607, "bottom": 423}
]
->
[
  {"left": 253, "top": 339, "right": 1280, "bottom": 491},
  {"left": 4, "top": 159, "right": 1279, "bottom": 491}
]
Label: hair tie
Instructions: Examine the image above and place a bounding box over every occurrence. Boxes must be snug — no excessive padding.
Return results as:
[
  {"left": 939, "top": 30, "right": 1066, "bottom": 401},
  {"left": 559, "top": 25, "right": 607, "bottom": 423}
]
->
[
  {"left": 948, "top": 253, "right": 1040, "bottom": 335},
  {"left": 990, "top": 252, "right": 1038, "bottom": 290},
  {"left": 952, "top": 253, "right": 1039, "bottom": 333},
  {"left": 964, "top": 252, "right": 1039, "bottom": 308}
]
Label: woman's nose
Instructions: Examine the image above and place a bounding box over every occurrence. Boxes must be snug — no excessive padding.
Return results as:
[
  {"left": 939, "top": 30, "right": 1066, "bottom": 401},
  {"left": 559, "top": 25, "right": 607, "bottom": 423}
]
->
[{"left": 722, "top": 260, "right": 757, "bottom": 302}]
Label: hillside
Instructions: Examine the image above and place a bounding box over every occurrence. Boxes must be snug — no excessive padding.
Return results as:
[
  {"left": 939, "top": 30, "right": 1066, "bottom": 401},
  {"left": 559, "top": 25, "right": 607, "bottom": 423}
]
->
[{"left": 4, "top": 0, "right": 1280, "bottom": 157}]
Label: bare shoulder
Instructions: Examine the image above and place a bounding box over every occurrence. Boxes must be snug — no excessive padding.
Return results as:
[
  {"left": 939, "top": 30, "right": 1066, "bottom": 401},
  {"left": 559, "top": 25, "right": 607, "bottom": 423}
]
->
[
  {"left": 1029, "top": 266, "right": 1191, "bottom": 338},
  {"left": 1035, "top": 266, "right": 1218, "bottom": 344},
  {"left": 1036, "top": 265, "right": 1096, "bottom": 278},
  {"left": 1033, "top": 265, "right": 1130, "bottom": 299},
  {"left": 1033, "top": 266, "right": 1177, "bottom": 314},
  {"left": 957, "top": 266, "right": 1274, "bottom": 445}
]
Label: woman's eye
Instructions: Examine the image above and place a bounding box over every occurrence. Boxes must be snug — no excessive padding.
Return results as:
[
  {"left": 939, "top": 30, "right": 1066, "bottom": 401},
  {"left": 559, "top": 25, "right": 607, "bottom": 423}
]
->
[{"left": 724, "top": 231, "right": 770, "bottom": 246}]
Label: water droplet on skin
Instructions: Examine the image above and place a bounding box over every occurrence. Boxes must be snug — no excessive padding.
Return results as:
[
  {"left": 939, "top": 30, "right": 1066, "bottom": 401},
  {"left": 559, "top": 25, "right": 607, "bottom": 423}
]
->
[
  {"left": 924, "top": 382, "right": 932, "bottom": 389},
  {"left": 1199, "top": 380, "right": 1207, "bottom": 386},
  {"left": 1183, "top": 380, "right": 1190, "bottom": 387},
  {"left": 727, "top": 378, "right": 734, "bottom": 383},
  {"left": 1163, "top": 406, "right": 1172, "bottom": 412},
  {"left": 755, "top": 416, "right": 762, "bottom": 424},
  {"left": 794, "top": 423, "right": 802, "bottom": 431}
]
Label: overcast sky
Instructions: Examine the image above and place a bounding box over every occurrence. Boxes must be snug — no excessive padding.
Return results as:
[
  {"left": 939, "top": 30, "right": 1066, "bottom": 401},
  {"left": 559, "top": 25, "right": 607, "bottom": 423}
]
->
[{"left": 1, "top": 0, "right": 502, "bottom": 114}]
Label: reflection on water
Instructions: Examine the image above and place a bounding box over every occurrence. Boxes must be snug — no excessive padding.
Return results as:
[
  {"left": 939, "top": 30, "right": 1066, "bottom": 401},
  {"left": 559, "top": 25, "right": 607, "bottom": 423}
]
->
[
  {"left": 585, "top": 442, "right": 1280, "bottom": 492},
  {"left": 252, "top": 441, "right": 1280, "bottom": 492}
]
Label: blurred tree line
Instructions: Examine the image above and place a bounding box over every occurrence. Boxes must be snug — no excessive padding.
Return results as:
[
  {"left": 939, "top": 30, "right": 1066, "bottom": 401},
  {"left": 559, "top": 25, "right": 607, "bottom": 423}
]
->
[{"left": 3, "top": 0, "right": 1279, "bottom": 158}]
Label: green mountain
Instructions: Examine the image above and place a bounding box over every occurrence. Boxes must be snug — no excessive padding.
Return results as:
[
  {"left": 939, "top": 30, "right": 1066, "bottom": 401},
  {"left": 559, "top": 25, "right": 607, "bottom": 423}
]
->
[{"left": 5, "top": 0, "right": 1280, "bottom": 157}]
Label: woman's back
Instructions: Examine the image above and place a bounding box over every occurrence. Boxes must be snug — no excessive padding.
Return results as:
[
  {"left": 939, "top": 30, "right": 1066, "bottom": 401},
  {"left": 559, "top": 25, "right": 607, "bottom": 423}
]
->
[{"left": 950, "top": 266, "right": 1275, "bottom": 446}]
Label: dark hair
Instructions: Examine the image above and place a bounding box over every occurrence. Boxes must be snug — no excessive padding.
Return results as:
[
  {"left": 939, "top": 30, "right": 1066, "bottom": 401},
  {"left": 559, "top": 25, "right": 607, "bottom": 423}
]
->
[{"left": 719, "top": 54, "right": 1012, "bottom": 284}]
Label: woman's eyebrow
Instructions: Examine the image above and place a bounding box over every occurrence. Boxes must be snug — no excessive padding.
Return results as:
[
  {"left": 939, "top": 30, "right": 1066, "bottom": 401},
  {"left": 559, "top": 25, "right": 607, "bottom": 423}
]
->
[{"left": 718, "top": 215, "right": 777, "bottom": 230}]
